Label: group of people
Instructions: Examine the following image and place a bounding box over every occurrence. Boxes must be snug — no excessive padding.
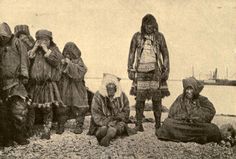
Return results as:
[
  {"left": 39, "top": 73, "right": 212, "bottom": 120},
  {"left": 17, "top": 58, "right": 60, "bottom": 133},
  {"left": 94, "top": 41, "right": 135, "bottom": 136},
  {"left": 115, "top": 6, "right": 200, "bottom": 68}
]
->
[
  {"left": 0, "top": 22, "right": 89, "bottom": 146},
  {"left": 0, "top": 13, "right": 234, "bottom": 148}
]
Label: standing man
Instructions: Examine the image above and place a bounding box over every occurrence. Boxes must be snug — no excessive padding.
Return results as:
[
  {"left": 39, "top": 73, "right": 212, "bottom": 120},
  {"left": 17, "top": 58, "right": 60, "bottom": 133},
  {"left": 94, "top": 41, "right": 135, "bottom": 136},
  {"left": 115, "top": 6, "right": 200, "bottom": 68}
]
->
[
  {"left": 14, "top": 24, "right": 35, "bottom": 137},
  {"left": 28, "top": 29, "right": 63, "bottom": 140},
  {"left": 0, "top": 22, "right": 29, "bottom": 146},
  {"left": 128, "top": 14, "right": 170, "bottom": 135}
]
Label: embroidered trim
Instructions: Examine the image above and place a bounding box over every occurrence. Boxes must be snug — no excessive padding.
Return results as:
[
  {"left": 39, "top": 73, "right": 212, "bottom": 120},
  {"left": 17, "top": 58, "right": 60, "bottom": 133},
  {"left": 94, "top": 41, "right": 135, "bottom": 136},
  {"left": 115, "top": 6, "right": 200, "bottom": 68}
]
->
[
  {"left": 137, "top": 63, "right": 156, "bottom": 72},
  {"left": 137, "top": 81, "right": 159, "bottom": 90}
]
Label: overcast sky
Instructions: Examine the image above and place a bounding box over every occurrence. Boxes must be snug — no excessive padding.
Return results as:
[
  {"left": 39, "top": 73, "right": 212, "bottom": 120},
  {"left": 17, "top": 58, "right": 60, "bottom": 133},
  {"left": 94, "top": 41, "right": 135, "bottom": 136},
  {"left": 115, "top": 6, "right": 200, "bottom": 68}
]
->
[{"left": 1, "top": 0, "right": 236, "bottom": 80}]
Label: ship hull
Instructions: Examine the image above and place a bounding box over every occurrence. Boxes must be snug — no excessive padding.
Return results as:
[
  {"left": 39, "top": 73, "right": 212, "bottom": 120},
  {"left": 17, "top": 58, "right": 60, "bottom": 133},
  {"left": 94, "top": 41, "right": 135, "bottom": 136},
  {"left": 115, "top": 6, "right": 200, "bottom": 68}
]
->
[{"left": 203, "top": 79, "right": 236, "bottom": 86}]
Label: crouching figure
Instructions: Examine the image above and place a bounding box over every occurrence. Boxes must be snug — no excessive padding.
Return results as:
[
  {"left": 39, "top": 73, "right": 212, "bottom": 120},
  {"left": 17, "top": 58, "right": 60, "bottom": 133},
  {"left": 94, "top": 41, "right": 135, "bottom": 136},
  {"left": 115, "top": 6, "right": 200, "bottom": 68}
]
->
[{"left": 88, "top": 73, "right": 136, "bottom": 147}]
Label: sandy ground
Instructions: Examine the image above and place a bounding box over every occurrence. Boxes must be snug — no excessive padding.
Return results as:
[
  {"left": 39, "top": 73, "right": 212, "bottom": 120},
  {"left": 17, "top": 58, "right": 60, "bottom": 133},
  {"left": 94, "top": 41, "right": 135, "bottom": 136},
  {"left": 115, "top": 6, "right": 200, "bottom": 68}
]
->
[{"left": 1, "top": 112, "right": 236, "bottom": 159}]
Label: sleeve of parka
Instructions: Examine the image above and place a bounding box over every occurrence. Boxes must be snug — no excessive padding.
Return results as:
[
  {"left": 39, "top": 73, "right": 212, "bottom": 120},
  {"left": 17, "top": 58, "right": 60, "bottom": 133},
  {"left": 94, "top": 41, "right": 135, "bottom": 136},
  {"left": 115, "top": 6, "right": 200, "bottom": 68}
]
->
[
  {"left": 168, "top": 95, "right": 181, "bottom": 118},
  {"left": 16, "top": 39, "right": 29, "bottom": 78},
  {"left": 168, "top": 95, "right": 189, "bottom": 120},
  {"left": 116, "top": 92, "right": 130, "bottom": 122},
  {"left": 189, "top": 96, "right": 216, "bottom": 123},
  {"left": 159, "top": 33, "right": 170, "bottom": 76},
  {"left": 44, "top": 46, "right": 63, "bottom": 67},
  {"left": 63, "top": 58, "right": 87, "bottom": 80},
  {"left": 91, "top": 93, "right": 113, "bottom": 127},
  {"left": 128, "top": 33, "right": 138, "bottom": 71}
]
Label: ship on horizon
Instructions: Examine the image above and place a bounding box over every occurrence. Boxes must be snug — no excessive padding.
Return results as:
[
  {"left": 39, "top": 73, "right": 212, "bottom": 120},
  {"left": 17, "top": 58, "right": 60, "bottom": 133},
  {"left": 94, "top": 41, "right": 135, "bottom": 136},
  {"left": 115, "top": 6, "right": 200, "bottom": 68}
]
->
[{"left": 201, "top": 68, "right": 236, "bottom": 86}]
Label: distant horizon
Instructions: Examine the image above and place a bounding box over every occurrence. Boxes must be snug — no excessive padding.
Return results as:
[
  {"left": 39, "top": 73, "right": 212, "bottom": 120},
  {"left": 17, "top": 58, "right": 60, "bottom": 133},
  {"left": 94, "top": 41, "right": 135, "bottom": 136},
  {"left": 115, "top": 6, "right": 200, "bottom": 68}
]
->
[{"left": 85, "top": 77, "right": 183, "bottom": 81}]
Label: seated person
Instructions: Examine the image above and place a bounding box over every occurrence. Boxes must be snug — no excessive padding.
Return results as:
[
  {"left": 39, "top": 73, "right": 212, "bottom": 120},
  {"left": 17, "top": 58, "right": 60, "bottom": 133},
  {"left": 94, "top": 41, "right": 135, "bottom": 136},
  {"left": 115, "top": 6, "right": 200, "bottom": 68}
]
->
[
  {"left": 156, "top": 77, "right": 221, "bottom": 144},
  {"left": 88, "top": 73, "right": 132, "bottom": 147}
]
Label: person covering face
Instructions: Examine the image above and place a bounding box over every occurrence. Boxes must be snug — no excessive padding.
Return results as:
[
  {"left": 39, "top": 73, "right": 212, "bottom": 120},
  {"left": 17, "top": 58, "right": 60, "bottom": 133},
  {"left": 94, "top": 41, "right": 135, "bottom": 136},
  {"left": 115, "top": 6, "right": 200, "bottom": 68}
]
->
[
  {"left": 28, "top": 29, "right": 63, "bottom": 140},
  {"left": 57, "top": 42, "right": 89, "bottom": 134}
]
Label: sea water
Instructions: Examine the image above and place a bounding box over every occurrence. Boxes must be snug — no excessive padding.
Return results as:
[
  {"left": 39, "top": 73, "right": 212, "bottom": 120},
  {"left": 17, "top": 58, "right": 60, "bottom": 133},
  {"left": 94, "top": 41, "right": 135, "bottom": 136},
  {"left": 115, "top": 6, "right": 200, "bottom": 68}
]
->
[{"left": 86, "top": 79, "right": 236, "bottom": 115}]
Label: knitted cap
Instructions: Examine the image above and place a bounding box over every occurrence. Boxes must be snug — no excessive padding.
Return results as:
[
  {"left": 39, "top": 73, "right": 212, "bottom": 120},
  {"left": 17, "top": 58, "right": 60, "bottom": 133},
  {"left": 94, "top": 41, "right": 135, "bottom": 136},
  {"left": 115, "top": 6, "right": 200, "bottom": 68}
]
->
[{"left": 14, "top": 25, "right": 30, "bottom": 37}]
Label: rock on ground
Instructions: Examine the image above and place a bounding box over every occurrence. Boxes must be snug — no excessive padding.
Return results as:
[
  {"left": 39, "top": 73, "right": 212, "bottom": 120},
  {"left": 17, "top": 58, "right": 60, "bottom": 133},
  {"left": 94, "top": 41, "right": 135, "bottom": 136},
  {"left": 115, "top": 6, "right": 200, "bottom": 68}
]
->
[{"left": 0, "top": 113, "right": 236, "bottom": 159}]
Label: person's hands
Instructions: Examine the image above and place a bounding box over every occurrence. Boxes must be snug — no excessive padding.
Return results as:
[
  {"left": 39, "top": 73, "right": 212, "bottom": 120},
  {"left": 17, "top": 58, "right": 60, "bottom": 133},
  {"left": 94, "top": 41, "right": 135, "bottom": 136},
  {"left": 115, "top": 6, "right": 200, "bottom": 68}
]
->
[
  {"left": 161, "top": 67, "right": 169, "bottom": 81},
  {"left": 114, "top": 114, "right": 124, "bottom": 121},
  {"left": 28, "top": 40, "right": 40, "bottom": 57},
  {"left": 64, "top": 58, "right": 71, "bottom": 64},
  {"left": 128, "top": 69, "right": 135, "bottom": 80},
  {"left": 108, "top": 121, "right": 117, "bottom": 127},
  {"left": 28, "top": 50, "right": 36, "bottom": 59},
  {"left": 117, "top": 122, "right": 126, "bottom": 128},
  {"left": 41, "top": 42, "right": 49, "bottom": 53},
  {"left": 61, "top": 58, "right": 71, "bottom": 65},
  {"left": 61, "top": 59, "right": 66, "bottom": 65},
  {"left": 32, "top": 40, "right": 41, "bottom": 51},
  {"left": 19, "top": 76, "right": 28, "bottom": 85},
  {"left": 20, "top": 35, "right": 33, "bottom": 48}
]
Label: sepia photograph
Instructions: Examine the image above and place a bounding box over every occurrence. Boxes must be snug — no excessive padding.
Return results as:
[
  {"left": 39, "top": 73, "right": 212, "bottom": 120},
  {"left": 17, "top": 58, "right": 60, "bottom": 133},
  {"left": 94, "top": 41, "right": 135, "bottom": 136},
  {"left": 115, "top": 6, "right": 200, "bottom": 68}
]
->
[{"left": 0, "top": 0, "right": 236, "bottom": 158}]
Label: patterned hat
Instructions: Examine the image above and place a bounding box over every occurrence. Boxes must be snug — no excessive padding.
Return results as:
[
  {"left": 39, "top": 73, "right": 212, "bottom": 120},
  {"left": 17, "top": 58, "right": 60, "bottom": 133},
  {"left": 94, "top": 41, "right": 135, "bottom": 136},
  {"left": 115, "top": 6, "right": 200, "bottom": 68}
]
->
[
  {"left": 35, "top": 29, "right": 52, "bottom": 40},
  {"left": 14, "top": 25, "right": 30, "bottom": 37}
]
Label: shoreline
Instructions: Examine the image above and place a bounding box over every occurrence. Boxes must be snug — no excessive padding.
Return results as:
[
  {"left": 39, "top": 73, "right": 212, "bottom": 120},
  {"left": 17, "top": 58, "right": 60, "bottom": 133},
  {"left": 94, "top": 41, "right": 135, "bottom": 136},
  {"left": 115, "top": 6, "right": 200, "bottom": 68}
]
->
[{"left": 1, "top": 113, "right": 236, "bottom": 159}]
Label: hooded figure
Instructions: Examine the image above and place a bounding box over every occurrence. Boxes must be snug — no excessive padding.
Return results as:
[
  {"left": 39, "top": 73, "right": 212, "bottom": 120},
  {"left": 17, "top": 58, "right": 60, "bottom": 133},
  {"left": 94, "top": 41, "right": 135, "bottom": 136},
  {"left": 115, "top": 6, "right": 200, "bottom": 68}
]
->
[
  {"left": 57, "top": 42, "right": 89, "bottom": 134},
  {"left": 156, "top": 77, "right": 221, "bottom": 144},
  {"left": 88, "top": 73, "right": 134, "bottom": 147},
  {"left": 0, "top": 22, "right": 29, "bottom": 146},
  {"left": 28, "top": 29, "right": 63, "bottom": 140},
  {"left": 127, "top": 14, "right": 170, "bottom": 134}
]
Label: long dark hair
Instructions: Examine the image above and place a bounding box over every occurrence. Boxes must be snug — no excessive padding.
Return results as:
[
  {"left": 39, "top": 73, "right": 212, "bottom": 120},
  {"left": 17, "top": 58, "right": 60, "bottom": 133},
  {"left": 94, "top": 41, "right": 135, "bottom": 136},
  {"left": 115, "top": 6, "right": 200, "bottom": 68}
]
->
[{"left": 141, "top": 14, "right": 159, "bottom": 35}]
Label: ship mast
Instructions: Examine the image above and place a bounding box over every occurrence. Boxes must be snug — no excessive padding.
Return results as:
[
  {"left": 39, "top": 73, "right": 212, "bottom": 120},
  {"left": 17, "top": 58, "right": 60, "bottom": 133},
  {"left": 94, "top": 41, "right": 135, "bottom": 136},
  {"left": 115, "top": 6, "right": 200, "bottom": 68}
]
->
[
  {"left": 192, "top": 66, "right": 195, "bottom": 77},
  {"left": 226, "top": 67, "right": 228, "bottom": 79}
]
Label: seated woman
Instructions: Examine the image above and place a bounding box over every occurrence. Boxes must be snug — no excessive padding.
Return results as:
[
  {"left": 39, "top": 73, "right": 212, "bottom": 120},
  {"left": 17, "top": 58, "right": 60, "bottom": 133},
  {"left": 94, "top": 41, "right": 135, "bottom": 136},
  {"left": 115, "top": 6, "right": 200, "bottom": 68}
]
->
[
  {"left": 156, "top": 77, "right": 221, "bottom": 144},
  {"left": 88, "top": 73, "right": 134, "bottom": 147}
]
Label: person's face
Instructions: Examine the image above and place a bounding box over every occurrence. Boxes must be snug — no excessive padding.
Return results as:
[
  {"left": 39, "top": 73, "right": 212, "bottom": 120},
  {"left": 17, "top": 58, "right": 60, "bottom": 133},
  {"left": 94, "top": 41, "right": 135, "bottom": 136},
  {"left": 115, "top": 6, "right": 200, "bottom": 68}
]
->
[
  {"left": 185, "top": 87, "right": 194, "bottom": 99},
  {"left": 0, "top": 35, "right": 10, "bottom": 44},
  {"left": 106, "top": 83, "right": 117, "bottom": 98},
  {"left": 145, "top": 24, "right": 154, "bottom": 34},
  {"left": 64, "top": 52, "right": 72, "bottom": 60},
  {"left": 19, "top": 34, "right": 27, "bottom": 40},
  {"left": 65, "top": 53, "right": 71, "bottom": 59}
]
